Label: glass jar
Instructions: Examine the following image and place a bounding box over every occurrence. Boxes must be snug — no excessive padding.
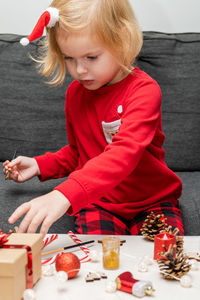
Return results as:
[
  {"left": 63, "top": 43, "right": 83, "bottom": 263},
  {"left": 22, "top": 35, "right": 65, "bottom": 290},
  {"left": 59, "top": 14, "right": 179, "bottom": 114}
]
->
[{"left": 102, "top": 236, "right": 120, "bottom": 269}]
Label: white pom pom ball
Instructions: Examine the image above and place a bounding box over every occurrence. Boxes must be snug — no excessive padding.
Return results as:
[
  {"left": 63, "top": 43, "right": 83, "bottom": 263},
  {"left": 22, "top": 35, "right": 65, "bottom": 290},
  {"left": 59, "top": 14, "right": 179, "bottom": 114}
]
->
[{"left": 20, "top": 38, "right": 29, "bottom": 46}]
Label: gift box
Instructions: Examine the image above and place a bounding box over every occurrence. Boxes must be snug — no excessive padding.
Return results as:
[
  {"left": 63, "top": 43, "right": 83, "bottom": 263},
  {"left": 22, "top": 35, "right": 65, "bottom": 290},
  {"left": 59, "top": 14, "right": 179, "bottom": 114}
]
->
[{"left": 0, "top": 233, "right": 43, "bottom": 300}]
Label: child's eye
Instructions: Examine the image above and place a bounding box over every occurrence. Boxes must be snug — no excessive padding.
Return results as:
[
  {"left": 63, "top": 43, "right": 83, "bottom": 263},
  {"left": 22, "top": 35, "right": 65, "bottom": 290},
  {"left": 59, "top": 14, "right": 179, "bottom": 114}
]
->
[
  {"left": 87, "top": 56, "right": 98, "bottom": 60},
  {"left": 64, "top": 56, "right": 73, "bottom": 60}
]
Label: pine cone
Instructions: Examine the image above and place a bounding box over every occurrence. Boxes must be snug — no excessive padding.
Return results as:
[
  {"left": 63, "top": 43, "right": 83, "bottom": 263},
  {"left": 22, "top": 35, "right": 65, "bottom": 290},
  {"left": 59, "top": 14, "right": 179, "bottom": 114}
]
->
[
  {"left": 165, "top": 226, "right": 184, "bottom": 253},
  {"left": 140, "top": 212, "right": 168, "bottom": 241},
  {"left": 157, "top": 245, "right": 191, "bottom": 280}
]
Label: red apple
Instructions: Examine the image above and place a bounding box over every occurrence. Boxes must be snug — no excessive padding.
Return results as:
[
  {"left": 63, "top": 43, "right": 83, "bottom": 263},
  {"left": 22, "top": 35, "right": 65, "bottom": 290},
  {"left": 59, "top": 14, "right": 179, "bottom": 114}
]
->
[{"left": 55, "top": 252, "right": 80, "bottom": 279}]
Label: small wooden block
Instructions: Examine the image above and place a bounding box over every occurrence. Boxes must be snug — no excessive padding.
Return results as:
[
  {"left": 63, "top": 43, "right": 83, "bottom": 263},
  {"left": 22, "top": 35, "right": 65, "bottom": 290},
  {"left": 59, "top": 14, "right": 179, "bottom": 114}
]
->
[{"left": 97, "top": 271, "right": 107, "bottom": 279}]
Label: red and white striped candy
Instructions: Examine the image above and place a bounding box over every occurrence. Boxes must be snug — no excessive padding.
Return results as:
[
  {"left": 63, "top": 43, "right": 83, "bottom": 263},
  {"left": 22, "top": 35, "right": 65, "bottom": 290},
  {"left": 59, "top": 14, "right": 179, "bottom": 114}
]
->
[
  {"left": 42, "top": 232, "right": 91, "bottom": 265},
  {"left": 42, "top": 252, "right": 64, "bottom": 265},
  {"left": 67, "top": 231, "right": 91, "bottom": 262},
  {"left": 43, "top": 234, "right": 58, "bottom": 249}
]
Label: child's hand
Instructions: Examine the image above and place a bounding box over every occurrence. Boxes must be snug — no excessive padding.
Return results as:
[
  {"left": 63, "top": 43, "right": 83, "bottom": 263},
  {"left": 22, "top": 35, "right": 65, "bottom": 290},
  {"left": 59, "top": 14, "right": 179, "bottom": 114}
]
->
[
  {"left": 8, "top": 190, "right": 71, "bottom": 236},
  {"left": 3, "top": 156, "right": 40, "bottom": 182}
]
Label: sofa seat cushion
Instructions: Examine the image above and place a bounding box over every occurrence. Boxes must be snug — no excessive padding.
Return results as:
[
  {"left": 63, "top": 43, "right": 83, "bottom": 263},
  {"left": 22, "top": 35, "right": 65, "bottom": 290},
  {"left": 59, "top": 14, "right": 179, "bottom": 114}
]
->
[
  {"left": 176, "top": 171, "right": 200, "bottom": 235},
  {"left": 0, "top": 168, "right": 199, "bottom": 235}
]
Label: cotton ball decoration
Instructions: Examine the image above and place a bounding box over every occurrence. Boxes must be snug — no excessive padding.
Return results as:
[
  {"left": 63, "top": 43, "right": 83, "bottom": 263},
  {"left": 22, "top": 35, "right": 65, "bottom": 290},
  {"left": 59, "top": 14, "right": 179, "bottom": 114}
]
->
[
  {"left": 42, "top": 264, "right": 55, "bottom": 277},
  {"left": 23, "top": 289, "right": 36, "bottom": 300},
  {"left": 105, "top": 280, "right": 117, "bottom": 293},
  {"left": 55, "top": 270, "right": 68, "bottom": 282},
  {"left": 180, "top": 275, "right": 192, "bottom": 288},
  {"left": 55, "top": 252, "right": 80, "bottom": 279},
  {"left": 138, "top": 261, "right": 148, "bottom": 272},
  {"left": 55, "top": 271, "right": 68, "bottom": 292}
]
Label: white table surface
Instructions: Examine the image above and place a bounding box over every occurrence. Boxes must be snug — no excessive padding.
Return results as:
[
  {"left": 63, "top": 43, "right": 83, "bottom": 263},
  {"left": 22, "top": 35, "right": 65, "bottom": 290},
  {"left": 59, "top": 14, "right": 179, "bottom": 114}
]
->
[{"left": 33, "top": 235, "right": 200, "bottom": 300}]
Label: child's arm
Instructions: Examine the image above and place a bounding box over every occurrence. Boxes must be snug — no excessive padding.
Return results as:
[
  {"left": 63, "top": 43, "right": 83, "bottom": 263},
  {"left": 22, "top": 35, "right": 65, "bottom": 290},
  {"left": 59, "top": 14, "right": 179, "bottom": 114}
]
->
[{"left": 8, "top": 190, "right": 71, "bottom": 236}]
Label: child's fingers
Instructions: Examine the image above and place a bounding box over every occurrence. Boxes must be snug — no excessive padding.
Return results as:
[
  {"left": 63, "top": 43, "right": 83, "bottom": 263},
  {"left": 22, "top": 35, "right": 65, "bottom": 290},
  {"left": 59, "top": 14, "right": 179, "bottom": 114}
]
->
[
  {"left": 8, "top": 202, "right": 31, "bottom": 225},
  {"left": 8, "top": 156, "right": 22, "bottom": 168},
  {"left": 17, "top": 209, "right": 38, "bottom": 233},
  {"left": 40, "top": 215, "right": 54, "bottom": 236},
  {"left": 26, "top": 211, "right": 46, "bottom": 234},
  {"left": 3, "top": 161, "right": 10, "bottom": 174},
  {"left": 3, "top": 160, "right": 10, "bottom": 168}
]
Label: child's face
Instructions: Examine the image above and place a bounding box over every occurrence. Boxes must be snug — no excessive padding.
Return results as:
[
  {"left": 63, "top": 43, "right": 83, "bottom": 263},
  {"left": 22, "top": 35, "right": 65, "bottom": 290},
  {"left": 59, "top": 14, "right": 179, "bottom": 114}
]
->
[{"left": 56, "top": 29, "right": 123, "bottom": 90}]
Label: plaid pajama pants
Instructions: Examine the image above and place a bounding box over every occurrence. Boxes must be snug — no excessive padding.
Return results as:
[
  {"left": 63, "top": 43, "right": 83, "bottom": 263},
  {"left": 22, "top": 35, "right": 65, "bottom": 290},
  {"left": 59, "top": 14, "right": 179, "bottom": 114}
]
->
[{"left": 74, "top": 200, "right": 184, "bottom": 236}]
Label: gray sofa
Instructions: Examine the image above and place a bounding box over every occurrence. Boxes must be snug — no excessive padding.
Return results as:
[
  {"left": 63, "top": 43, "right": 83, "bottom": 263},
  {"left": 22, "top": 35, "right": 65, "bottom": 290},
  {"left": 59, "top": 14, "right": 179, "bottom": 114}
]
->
[{"left": 0, "top": 32, "right": 200, "bottom": 235}]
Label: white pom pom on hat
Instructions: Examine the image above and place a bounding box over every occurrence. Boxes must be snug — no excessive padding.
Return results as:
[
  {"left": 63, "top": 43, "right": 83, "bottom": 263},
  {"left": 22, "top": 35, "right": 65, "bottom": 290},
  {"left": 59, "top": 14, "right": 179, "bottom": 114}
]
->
[
  {"left": 20, "top": 7, "right": 59, "bottom": 46},
  {"left": 20, "top": 38, "right": 30, "bottom": 47}
]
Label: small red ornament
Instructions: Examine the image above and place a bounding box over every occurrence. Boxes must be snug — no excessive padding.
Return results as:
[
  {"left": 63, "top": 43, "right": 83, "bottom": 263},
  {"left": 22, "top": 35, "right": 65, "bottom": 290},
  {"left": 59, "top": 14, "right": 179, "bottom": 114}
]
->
[{"left": 55, "top": 252, "right": 80, "bottom": 279}]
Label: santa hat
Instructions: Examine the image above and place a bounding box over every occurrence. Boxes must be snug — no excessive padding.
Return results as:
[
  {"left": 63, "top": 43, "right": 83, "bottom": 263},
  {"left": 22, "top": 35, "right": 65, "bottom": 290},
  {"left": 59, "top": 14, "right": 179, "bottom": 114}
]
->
[{"left": 20, "top": 7, "right": 59, "bottom": 46}]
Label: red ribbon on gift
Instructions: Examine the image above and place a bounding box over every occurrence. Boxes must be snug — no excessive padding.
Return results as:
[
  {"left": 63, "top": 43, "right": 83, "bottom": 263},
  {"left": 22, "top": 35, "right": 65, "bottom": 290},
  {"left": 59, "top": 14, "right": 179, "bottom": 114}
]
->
[{"left": 0, "top": 231, "right": 33, "bottom": 289}]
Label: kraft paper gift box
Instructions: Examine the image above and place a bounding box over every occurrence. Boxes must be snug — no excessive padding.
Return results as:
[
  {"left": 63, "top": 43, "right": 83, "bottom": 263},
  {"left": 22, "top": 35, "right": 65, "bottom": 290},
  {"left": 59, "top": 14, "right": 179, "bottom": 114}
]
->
[{"left": 0, "top": 233, "right": 43, "bottom": 300}]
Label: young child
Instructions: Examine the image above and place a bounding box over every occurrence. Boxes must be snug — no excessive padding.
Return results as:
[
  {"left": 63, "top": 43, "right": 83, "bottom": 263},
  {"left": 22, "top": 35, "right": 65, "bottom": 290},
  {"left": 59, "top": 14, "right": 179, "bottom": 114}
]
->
[{"left": 3, "top": 0, "right": 184, "bottom": 236}]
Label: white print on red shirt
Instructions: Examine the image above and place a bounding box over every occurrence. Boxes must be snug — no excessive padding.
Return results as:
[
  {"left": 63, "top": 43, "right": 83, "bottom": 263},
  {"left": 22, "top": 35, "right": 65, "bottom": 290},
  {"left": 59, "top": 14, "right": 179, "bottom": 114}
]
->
[{"left": 102, "top": 119, "right": 121, "bottom": 144}]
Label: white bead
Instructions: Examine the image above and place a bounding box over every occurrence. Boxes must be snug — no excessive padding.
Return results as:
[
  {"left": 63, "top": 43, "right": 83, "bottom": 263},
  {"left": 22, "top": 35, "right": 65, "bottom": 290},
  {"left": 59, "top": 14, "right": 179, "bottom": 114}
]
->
[
  {"left": 89, "top": 250, "right": 99, "bottom": 262},
  {"left": 23, "top": 289, "right": 36, "bottom": 300},
  {"left": 105, "top": 280, "right": 117, "bottom": 293},
  {"left": 42, "top": 264, "right": 55, "bottom": 276},
  {"left": 138, "top": 261, "right": 148, "bottom": 272},
  {"left": 180, "top": 275, "right": 192, "bottom": 288}
]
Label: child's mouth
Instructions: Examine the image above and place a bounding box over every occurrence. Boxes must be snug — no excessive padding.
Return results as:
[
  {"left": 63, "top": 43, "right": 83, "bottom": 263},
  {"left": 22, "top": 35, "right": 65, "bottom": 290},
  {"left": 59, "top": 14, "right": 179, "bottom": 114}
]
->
[{"left": 80, "top": 80, "right": 94, "bottom": 86}]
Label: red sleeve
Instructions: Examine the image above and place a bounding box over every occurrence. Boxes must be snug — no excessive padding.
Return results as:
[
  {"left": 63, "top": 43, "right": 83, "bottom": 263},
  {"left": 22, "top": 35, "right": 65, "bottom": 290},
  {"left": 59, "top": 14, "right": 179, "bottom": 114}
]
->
[
  {"left": 34, "top": 87, "right": 79, "bottom": 181},
  {"left": 54, "top": 80, "right": 162, "bottom": 215}
]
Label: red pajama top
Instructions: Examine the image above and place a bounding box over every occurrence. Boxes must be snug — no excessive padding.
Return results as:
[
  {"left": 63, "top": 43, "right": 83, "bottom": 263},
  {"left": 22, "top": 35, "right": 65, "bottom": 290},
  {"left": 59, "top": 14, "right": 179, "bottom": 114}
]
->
[{"left": 35, "top": 67, "right": 182, "bottom": 219}]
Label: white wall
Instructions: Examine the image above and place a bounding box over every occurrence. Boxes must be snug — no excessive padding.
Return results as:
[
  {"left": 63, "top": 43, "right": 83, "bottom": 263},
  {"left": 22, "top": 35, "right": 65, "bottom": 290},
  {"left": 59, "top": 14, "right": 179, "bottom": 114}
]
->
[
  {"left": 131, "top": 0, "right": 200, "bottom": 33},
  {"left": 0, "top": 0, "right": 200, "bottom": 34}
]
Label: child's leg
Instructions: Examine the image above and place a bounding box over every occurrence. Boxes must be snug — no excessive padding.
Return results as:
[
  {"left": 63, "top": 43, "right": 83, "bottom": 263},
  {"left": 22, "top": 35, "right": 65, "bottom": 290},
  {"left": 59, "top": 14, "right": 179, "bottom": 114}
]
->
[
  {"left": 129, "top": 200, "right": 184, "bottom": 236},
  {"left": 74, "top": 204, "right": 130, "bottom": 235}
]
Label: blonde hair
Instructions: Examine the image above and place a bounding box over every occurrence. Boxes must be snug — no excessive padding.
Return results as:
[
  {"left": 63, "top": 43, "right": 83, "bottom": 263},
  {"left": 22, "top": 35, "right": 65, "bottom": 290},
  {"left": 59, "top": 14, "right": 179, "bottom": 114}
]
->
[{"left": 37, "top": 0, "right": 143, "bottom": 85}]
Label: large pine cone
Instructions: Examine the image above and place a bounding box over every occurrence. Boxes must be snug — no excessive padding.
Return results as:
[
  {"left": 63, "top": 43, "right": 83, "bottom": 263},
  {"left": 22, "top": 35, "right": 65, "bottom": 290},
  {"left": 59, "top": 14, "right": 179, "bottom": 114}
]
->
[
  {"left": 157, "top": 246, "right": 191, "bottom": 279},
  {"left": 140, "top": 212, "right": 168, "bottom": 241}
]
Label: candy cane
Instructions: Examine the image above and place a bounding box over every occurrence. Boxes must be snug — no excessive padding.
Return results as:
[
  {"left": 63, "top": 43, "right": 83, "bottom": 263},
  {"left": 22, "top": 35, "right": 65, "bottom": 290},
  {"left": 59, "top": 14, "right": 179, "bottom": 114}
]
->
[
  {"left": 43, "top": 234, "right": 58, "bottom": 249},
  {"left": 42, "top": 232, "right": 91, "bottom": 265},
  {"left": 42, "top": 252, "right": 64, "bottom": 265},
  {"left": 67, "top": 231, "right": 91, "bottom": 262},
  {"left": 67, "top": 231, "right": 90, "bottom": 254}
]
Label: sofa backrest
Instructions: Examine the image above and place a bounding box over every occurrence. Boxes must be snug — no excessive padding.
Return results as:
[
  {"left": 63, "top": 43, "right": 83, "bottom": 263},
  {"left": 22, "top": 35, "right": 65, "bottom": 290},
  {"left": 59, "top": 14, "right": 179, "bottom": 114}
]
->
[
  {"left": 0, "top": 32, "right": 200, "bottom": 171},
  {"left": 0, "top": 34, "right": 72, "bottom": 162},
  {"left": 137, "top": 32, "right": 200, "bottom": 171}
]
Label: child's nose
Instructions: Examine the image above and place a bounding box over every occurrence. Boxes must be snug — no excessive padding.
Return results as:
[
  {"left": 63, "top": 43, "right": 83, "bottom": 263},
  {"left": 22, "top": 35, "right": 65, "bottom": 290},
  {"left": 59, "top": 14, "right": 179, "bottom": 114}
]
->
[{"left": 76, "top": 60, "right": 87, "bottom": 75}]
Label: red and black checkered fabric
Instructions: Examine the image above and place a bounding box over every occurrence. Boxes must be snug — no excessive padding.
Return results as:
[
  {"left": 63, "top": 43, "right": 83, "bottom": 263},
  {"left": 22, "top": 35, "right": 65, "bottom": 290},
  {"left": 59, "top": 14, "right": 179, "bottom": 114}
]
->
[{"left": 74, "top": 200, "right": 184, "bottom": 236}]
